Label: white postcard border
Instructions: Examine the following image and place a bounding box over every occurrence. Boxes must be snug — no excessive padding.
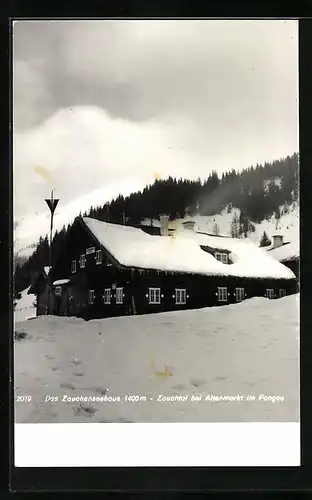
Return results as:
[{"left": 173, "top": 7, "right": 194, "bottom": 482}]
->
[{"left": 14, "top": 422, "right": 300, "bottom": 467}]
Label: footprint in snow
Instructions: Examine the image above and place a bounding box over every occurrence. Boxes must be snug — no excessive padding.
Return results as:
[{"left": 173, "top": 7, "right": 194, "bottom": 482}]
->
[
  {"left": 73, "top": 404, "right": 97, "bottom": 417},
  {"left": 72, "top": 358, "right": 82, "bottom": 365},
  {"left": 172, "top": 383, "right": 186, "bottom": 391},
  {"left": 214, "top": 376, "right": 228, "bottom": 382},
  {"left": 60, "top": 382, "right": 76, "bottom": 390},
  {"left": 45, "top": 354, "right": 54, "bottom": 360},
  {"left": 190, "top": 377, "right": 206, "bottom": 387},
  {"left": 246, "top": 381, "right": 255, "bottom": 388},
  {"left": 91, "top": 387, "right": 108, "bottom": 395},
  {"left": 73, "top": 372, "right": 84, "bottom": 377}
]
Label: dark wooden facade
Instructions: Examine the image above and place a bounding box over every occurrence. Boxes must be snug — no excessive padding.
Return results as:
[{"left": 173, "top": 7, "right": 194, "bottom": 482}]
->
[
  {"left": 28, "top": 269, "right": 50, "bottom": 316},
  {"left": 281, "top": 258, "right": 299, "bottom": 278},
  {"left": 42, "top": 217, "right": 298, "bottom": 321}
]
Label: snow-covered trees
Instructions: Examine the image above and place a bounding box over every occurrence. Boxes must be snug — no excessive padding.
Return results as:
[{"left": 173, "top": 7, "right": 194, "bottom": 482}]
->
[
  {"left": 230, "top": 213, "right": 240, "bottom": 238},
  {"left": 212, "top": 222, "right": 220, "bottom": 236},
  {"left": 259, "top": 231, "right": 271, "bottom": 247}
]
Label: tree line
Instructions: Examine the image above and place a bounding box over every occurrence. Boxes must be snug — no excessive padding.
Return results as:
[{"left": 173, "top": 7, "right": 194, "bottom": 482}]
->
[{"left": 14, "top": 152, "right": 299, "bottom": 295}]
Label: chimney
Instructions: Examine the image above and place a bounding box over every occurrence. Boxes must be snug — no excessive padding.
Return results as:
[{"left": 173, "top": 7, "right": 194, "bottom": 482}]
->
[
  {"left": 272, "top": 234, "right": 284, "bottom": 248},
  {"left": 159, "top": 214, "right": 169, "bottom": 236},
  {"left": 182, "top": 220, "right": 196, "bottom": 232}
]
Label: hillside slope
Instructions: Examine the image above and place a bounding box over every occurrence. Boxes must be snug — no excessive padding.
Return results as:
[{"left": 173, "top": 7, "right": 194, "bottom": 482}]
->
[
  {"left": 142, "top": 201, "right": 299, "bottom": 245},
  {"left": 14, "top": 287, "right": 36, "bottom": 323}
]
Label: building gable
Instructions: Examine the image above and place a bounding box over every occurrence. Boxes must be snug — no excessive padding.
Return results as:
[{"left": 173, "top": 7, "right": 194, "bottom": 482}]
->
[
  {"left": 28, "top": 270, "right": 49, "bottom": 295},
  {"left": 50, "top": 217, "right": 125, "bottom": 284}
]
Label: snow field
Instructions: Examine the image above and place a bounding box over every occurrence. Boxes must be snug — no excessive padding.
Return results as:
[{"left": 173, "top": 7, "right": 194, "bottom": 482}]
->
[
  {"left": 14, "top": 294, "right": 299, "bottom": 423},
  {"left": 14, "top": 287, "right": 36, "bottom": 323}
]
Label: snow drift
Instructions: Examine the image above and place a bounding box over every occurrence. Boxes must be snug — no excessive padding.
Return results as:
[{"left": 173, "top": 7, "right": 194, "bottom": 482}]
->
[
  {"left": 14, "top": 294, "right": 299, "bottom": 423},
  {"left": 14, "top": 287, "right": 36, "bottom": 323}
]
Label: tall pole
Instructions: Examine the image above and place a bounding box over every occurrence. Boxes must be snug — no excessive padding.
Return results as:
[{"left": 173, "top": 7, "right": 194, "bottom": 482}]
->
[
  {"left": 45, "top": 190, "right": 59, "bottom": 314},
  {"left": 49, "top": 191, "right": 53, "bottom": 272}
]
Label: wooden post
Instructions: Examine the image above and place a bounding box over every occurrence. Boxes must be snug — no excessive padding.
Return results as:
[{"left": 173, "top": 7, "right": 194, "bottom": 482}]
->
[{"left": 45, "top": 190, "right": 59, "bottom": 314}]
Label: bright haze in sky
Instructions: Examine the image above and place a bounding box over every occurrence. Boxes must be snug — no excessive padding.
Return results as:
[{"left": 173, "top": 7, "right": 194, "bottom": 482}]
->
[{"left": 13, "top": 19, "right": 298, "bottom": 248}]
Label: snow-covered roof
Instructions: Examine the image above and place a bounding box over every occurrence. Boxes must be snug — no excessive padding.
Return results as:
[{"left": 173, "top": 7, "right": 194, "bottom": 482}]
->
[
  {"left": 82, "top": 217, "right": 295, "bottom": 280},
  {"left": 267, "top": 241, "right": 299, "bottom": 263},
  {"left": 53, "top": 279, "right": 70, "bottom": 286}
]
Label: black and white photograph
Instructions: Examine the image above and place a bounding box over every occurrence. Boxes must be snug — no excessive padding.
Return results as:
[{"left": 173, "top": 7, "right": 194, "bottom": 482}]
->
[{"left": 13, "top": 19, "right": 299, "bottom": 458}]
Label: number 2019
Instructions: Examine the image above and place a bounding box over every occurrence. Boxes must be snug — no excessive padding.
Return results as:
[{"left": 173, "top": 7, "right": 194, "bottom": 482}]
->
[{"left": 16, "top": 395, "right": 32, "bottom": 403}]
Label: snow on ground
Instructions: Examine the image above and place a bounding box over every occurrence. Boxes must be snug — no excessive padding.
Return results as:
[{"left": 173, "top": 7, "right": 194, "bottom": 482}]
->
[
  {"left": 14, "top": 294, "right": 299, "bottom": 423},
  {"left": 14, "top": 287, "right": 36, "bottom": 323}
]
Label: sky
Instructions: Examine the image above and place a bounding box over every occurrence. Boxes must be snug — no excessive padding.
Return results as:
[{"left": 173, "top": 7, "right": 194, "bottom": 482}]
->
[{"left": 13, "top": 19, "right": 298, "bottom": 249}]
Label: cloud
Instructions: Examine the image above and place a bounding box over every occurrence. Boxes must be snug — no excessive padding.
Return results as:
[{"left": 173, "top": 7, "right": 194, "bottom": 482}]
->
[
  {"left": 13, "top": 19, "right": 299, "bottom": 241},
  {"left": 13, "top": 20, "right": 298, "bottom": 130},
  {"left": 13, "top": 106, "right": 203, "bottom": 220}
]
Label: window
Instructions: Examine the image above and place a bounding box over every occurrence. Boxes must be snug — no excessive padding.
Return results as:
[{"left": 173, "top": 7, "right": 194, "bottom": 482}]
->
[
  {"left": 279, "top": 288, "right": 286, "bottom": 298},
  {"left": 55, "top": 286, "right": 62, "bottom": 296},
  {"left": 79, "top": 254, "right": 86, "bottom": 268},
  {"left": 215, "top": 252, "right": 228, "bottom": 264},
  {"left": 104, "top": 288, "right": 111, "bottom": 304},
  {"left": 71, "top": 260, "right": 76, "bottom": 274},
  {"left": 175, "top": 288, "right": 187, "bottom": 304},
  {"left": 116, "top": 287, "right": 123, "bottom": 304},
  {"left": 149, "top": 287, "right": 161, "bottom": 304},
  {"left": 95, "top": 249, "right": 102, "bottom": 265},
  {"left": 88, "top": 290, "right": 95, "bottom": 304},
  {"left": 107, "top": 261, "right": 112, "bottom": 267},
  {"left": 86, "top": 246, "right": 95, "bottom": 255},
  {"left": 266, "top": 289, "right": 275, "bottom": 299},
  {"left": 235, "top": 287, "right": 245, "bottom": 302},
  {"left": 217, "top": 287, "right": 228, "bottom": 302}
]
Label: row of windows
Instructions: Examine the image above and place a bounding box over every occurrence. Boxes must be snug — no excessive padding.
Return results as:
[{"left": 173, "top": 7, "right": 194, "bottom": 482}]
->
[
  {"left": 89, "top": 287, "right": 286, "bottom": 305},
  {"left": 266, "top": 288, "right": 286, "bottom": 299},
  {"left": 216, "top": 287, "right": 286, "bottom": 302},
  {"left": 98, "top": 287, "right": 285, "bottom": 305},
  {"left": 148, "top": 288, "right": 187, "bottom": 305},
  {"left": 88, "top": 287, "right": 124, "bottom": 305},
  {"left": 217, "top": 287, "right": 244, "bottom": 302},
  {"left": 58, "top": 286, "right": 287, "bottom": 303},
  {"left": 71, "top": 249, "right": 113, "bottom": 274},
  {"left": 87, "top": 288, "right": 188, "bottom": 305}
]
